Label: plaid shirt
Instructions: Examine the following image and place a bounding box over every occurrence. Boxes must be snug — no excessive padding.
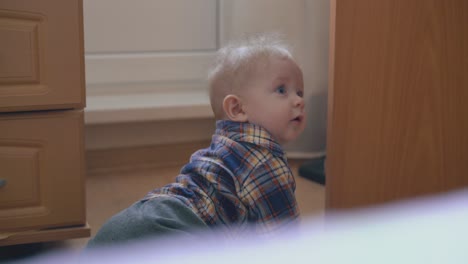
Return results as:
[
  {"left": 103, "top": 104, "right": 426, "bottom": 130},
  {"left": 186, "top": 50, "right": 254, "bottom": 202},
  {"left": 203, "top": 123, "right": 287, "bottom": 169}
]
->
[{"left": 144, "top": 120, "right": 299, "bottom": 234}]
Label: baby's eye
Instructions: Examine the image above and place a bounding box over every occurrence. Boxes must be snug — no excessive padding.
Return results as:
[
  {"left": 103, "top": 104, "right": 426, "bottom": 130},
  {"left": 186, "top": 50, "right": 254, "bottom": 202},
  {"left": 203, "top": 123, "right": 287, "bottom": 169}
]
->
[
  {"left": 297, "top": 90, "right": 304, "bottom": 98},
  {"left": 276, "top": 85, "right": 286, "bottom": 95}
]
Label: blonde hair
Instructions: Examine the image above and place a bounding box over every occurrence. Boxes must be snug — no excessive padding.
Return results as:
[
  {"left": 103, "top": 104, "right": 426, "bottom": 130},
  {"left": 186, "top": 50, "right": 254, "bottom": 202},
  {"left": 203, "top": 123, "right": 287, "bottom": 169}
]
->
[{"left": 207, "top": 33, "right": 294, "bottom": 119}]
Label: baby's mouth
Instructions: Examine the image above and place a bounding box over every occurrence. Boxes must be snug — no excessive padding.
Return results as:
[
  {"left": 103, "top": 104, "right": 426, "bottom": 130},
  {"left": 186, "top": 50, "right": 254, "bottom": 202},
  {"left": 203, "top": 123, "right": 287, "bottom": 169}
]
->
[{"left": 291, "top": 115, "right": 303, "bottom": 122}]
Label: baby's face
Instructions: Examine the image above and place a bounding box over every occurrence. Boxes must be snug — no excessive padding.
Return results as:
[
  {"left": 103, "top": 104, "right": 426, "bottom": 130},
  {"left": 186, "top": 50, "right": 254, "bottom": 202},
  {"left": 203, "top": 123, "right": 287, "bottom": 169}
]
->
[{"left": 241, "top": 56, "right": 306, "bottom": 145}]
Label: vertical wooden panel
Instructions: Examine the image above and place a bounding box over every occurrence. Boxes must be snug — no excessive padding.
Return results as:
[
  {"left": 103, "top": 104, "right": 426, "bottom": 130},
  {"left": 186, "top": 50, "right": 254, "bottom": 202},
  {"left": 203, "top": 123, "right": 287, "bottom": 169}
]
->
[{"left": 326, "top": 0, "right": 468, "bottom": 209}]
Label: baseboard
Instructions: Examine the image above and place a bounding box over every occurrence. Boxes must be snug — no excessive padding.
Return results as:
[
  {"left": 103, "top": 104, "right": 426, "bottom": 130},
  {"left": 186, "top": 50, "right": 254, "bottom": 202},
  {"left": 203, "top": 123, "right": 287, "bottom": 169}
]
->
[
  {"left": 86, "top": 141, "right": 325, "bottom": 175},
  {"left": 286, "top": 151, "right": 326, "bottom": 159},
  {"left": 86, "top": 140, "right": 211, "bottom": 175},
  {"left": 0, "top": 223, "right": 91, "bottom": 247}
]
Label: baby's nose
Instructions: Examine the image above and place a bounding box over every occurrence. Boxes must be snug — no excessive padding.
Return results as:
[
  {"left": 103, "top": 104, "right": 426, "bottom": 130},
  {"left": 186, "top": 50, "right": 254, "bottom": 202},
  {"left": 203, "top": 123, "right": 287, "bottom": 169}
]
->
[{"left": 294, "top": 96, "right": 304, "bottom": 108}]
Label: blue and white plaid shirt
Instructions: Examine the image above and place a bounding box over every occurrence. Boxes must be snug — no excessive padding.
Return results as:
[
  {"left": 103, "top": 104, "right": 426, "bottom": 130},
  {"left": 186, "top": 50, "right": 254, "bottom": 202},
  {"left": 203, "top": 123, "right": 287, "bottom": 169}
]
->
[{"left": 144, "top": 120, "right": 299, "bottom": 235}]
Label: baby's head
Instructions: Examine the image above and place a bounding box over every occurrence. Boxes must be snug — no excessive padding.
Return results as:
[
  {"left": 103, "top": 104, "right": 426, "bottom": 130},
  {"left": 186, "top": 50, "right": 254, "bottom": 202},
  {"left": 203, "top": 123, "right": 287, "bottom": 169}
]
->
[{"left": 208, "top": 34, "right": 306, "bottom": 145}]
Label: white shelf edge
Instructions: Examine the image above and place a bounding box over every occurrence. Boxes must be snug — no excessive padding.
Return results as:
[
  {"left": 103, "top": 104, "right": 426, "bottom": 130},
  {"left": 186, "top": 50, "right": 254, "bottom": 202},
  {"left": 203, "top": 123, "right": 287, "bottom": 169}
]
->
[{"left": 84, "top": 91, "right": 214, "bottom": 125}]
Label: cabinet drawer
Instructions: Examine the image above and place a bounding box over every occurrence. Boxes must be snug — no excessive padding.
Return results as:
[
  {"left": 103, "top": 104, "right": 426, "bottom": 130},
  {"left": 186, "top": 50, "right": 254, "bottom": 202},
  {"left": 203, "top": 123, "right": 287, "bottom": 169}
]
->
[
  {"left": 0, "top": 110, "right": 85, "bottom": 232},
  {"left": 0, "top": 0, "right": 85, "bottom": 112},
  {"left": 0, "top": 145, "right": 41, "bottom": 209}
]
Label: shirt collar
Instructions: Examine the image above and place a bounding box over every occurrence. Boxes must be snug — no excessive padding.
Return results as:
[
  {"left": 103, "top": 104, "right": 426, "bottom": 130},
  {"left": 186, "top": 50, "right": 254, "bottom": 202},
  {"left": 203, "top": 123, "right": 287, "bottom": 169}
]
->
[{"left": 215, "top": 120, "right": 285, "bottom": 157}]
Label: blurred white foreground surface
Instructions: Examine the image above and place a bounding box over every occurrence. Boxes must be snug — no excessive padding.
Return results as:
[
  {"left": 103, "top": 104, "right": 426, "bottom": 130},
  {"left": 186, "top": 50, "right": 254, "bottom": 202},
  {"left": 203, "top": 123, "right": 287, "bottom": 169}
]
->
[{"left": 21, "top": 189, "right": 468, "bottom": 264}]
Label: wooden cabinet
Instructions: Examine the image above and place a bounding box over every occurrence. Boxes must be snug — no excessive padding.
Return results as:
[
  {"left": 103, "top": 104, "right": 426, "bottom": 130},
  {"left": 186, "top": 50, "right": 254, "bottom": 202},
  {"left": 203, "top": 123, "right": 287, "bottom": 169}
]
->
[
  {"left": 326, "top": 0, "right": 468, "bottom": 209},
  {"left": 0, "top": 0, "right": 89, "bottom": 245}
]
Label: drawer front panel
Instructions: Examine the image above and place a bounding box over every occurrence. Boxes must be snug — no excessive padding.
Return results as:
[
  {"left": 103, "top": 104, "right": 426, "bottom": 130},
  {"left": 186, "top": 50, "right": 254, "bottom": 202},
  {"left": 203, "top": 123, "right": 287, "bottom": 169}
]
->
[
  {"left": 0, "top": 110, "right": 85, "bottom": 232},
  {"left": 0, "top": 0, "right": 85, "bottom": 112},
  {"left": 0, "top": 143, "right": 42, "bottom": 209}
]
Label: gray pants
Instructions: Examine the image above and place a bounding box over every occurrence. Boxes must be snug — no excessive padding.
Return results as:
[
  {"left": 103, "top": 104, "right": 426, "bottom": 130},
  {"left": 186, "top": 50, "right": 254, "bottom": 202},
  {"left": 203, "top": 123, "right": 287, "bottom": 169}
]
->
[{"left": 86, "top": 196, "right": 208, "bottom": 248}]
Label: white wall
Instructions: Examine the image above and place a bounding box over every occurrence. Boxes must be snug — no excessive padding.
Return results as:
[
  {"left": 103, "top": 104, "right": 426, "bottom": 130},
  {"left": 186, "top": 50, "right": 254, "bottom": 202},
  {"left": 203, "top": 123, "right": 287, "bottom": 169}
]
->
[
  {"left": 84, "top": 0, "right": 329, "bottom": 156},
  {"left": 84, "top": 0, "right": 216, "bottom": 95},
  {"left": 287, "top": 0, "right": 330, "bottom": 155}
]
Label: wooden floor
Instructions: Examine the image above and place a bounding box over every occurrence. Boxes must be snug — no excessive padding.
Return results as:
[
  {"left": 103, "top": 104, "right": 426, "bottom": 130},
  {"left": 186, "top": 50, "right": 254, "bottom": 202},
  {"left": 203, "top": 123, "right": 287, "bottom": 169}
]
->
[{"left": 2, "top": 159, "right": 324, "bottom": 260}]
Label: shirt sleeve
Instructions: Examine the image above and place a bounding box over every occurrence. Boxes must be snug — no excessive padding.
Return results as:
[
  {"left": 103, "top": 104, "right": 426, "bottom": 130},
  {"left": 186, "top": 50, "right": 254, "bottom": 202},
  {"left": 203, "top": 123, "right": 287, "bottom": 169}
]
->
[{"left": 239, "top": 156, "right": 300, "bottom": 234}]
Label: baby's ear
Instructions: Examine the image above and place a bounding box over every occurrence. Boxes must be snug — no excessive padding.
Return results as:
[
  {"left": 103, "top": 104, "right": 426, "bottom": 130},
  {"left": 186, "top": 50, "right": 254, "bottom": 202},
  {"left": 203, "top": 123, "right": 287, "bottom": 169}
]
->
[{"left": 223, "top": 95, "right": 248, "bottom": 122}]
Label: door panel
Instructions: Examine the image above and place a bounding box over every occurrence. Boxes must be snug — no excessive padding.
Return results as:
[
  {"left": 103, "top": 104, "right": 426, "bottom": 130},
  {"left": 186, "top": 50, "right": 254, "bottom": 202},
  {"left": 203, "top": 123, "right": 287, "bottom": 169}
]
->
[{"left": 326, "top": 0, "right": 468, "bottom": 209}]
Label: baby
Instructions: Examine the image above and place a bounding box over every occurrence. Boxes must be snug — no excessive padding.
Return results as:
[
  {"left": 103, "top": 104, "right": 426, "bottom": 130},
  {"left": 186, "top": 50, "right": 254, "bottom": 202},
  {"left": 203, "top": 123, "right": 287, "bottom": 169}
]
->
[{"left": 87, "top": 34, "right": 306, "bottom": 247}]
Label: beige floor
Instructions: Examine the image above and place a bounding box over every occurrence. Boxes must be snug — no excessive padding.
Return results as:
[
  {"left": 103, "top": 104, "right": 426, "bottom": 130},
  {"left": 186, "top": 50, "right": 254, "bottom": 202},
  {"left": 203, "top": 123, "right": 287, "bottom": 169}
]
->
[{"left": 2, "top": 160, "right": 324, "bottom": 260}]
